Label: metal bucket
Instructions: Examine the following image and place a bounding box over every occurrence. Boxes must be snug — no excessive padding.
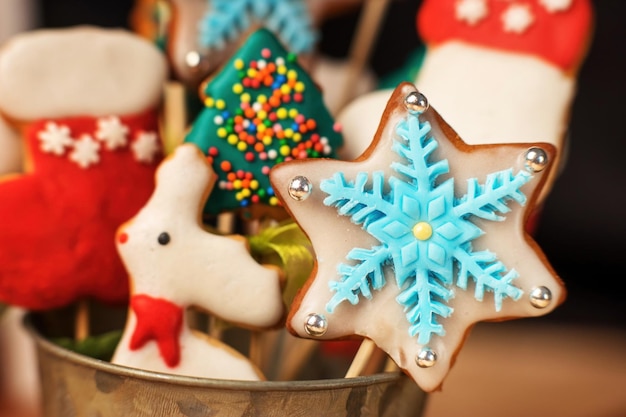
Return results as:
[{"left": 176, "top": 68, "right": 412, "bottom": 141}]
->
[{"left": 24, "top": 312, "right": 427, "bottom": 417}]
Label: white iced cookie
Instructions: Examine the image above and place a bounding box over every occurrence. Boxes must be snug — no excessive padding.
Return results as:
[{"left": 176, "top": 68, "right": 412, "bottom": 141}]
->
[
  {"left": 271, "top": 83, "right": 564, "bottom": 392},
  {"left": 112, "top": 143, "right": 284, "bottom": 380},
  {"left": 0, "top": 26, "right": 168, "bottom": 311}
]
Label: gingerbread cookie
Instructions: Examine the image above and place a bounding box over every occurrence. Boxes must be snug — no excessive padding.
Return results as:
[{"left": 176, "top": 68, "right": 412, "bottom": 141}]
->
[
  {"left": 161, "top": 0, "right": 317, "bottom": 90},
  {"left": 337, "top": 0, "right": 593, "bottom": 203},
  {"left": 112, "top": 143, "right": 284, "bottom": 380},
  {"left": 0, "top": 27, "right": 167, "bottom": 310},
  {"left": 271, "top": 83, "right": 564, "bottom": 392},
  {"left": 184, "top": 28, "right": 343, "bottom": 219}
]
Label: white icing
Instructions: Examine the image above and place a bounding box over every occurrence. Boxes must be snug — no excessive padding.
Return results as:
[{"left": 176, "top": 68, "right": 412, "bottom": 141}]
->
[
  {"left": 68, "top": 134, "right": 100, "bottom": 169},
  {"left": 112, "top": 144, "right": 284, "bottom": 379},
  {"left": 540, "top": 0, "right": 573, "bottom": 13},
  {"left": 273, "top": 84, "right": 564, "bottom": 392},
  {"left": 0, "top": 26, "right": 168, "bottom": 120},
  {"left": 132, "top": 131, "right": 160, "bottom": 164},
  {"left": 501, "top": 3, "right": 535, "bottom": 34},
  {"left": 95, "top": 116, "right": 129, "bottom": 150},
  {"left": 416, "top": 43, "right": 573, "bottom": 147},
  {"left": 113, "top": 312, "right": 264, "bottom": 380},
  {"left": 37, "top": 122, "right": 73, "bottom": 156},
  {"left": 455, "top": 0, "right": 489, "bottom": 25},
  {"left": 118, "top": 143, "right": 284, "bottom": 326}
]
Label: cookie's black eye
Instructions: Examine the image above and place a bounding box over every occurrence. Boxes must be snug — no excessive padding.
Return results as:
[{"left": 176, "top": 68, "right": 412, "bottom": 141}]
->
[{"left": 158, "top": 232, "right": 170, "bottom": 245}]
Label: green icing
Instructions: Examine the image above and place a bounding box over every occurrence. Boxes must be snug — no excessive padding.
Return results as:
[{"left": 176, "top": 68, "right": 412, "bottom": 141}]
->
[{"left": 184, "top": 28, "right": 343, "bottom": 217}]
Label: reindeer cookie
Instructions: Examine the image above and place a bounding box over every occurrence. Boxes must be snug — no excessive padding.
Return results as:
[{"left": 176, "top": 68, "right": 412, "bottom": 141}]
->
[
  {"left": 337, "top": 0, "right": 593, "bottom": 204},
  {"left": 271, "top": 83, "right": 564, "bottom": 392},
  {"left": 112, "top": 143, "right": 284, "bottom": 380},
  {"left": 0, "top": 27, "right": 167, "bottom": 310}
]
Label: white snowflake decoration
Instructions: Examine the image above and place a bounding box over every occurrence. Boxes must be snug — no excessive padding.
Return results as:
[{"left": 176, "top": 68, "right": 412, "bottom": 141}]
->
[
  {"left": 501, "top": 4, "right": 535, "bottom": 34},
  {"left": 539, "top": 0, "right": 573, "bottom": 13},
  {"left": 69, "top": 134, "right": 101, "bottom": 168},
  {"left": 95, "top": 116, "right": 129, "bottom": 150},
  {"left": 38, "top": 122, "right": 74, "bottom": 156},
  {"left": 132, "top": 131, "right": 160, "bottom": 164},
  {"left": 455, "top": 0, "right": 489, "bottom": 25}
]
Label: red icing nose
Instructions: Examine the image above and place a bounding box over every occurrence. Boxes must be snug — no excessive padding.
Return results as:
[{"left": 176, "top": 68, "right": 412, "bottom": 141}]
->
[{"left": 118, "top": 232, "right": 129, "bottom": 244}]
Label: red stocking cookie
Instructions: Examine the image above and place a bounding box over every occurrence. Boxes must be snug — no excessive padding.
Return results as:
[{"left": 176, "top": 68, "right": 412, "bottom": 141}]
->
[
  {"left": 0, "top": 27, "right": 168, "bottom": 309},
  {"left": 271, "top": 83, "right": 564, "bottom": 391}
]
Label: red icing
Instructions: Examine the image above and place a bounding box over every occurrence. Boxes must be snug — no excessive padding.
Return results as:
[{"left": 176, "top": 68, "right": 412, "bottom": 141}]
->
[
  {"left": 129, "top": 294, "right": 183, "bottom": 368},
  {"left": 118, "top": 232, "right": 129, "bottom": 244},
  {"left": 0, "top": 111, "right": 162, "bottom": 310},
  {"left": 417, "top": 0, "right": 593, "bottom": 71}
]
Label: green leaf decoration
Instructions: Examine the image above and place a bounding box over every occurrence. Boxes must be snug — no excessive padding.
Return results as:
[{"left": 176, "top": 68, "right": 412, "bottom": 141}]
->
[
  {"left": 248, "top": 220, "right": 314, "bottom": 307},
  {"left": 52, "top": 330, "right": 123, "bottom": 361}
]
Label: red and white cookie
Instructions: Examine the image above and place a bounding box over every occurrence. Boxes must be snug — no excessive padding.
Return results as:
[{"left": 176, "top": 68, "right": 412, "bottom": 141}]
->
[
  {"left": 0, "top": 26, "right": 168, "bottom": 309},
  {"left": 112, "top": 143, "right": 284, "bottom": 380},
  {"left": 271, "top": 83, "right": 564, "bottom": 391},
  {"left": 337, "top": 0, "right": 593, "bottom": 203}
]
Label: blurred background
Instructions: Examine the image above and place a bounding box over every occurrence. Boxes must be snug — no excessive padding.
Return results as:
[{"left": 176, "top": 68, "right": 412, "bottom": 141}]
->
[{"left": 0, "top": 0, "right": 624, "bottom": 416}]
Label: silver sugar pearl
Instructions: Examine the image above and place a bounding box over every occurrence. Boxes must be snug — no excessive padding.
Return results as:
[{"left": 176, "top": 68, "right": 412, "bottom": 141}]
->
[
  {"left": 304, "top": 313, "right": 328, "bottom": 337},
  {"left": 185, "top": 51, "right": 202, "bottom": 69},
  {"left": 525, "top": 147, "right": 549, "bottom": 173},
  {"left": 529, "top": 286, "right": 553, "bottom": 308},
  {"left": 404, "top": 91, "right": 429, "bottom": 114},
  {"left": 288, "top": 176, "right": 313, "bottom": 201},
  {"left": 416, "top": 347, "right": 437, "bottom": 368}
]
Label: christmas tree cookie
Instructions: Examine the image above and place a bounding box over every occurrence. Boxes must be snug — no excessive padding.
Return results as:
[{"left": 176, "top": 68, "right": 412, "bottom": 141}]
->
[
  {"left": 270, "top": 83, "right": 565, "bottom": 392},
  {"left": 184, "top": 28, "right": 343, "bottom": 219},
  {"left": 0, "top": 27, "right": 167, "bottom": 310}
]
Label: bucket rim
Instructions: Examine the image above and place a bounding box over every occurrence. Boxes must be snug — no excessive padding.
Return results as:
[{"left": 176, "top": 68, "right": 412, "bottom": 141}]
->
[{"left": 23, "top": 311, "right": 407, "bottom": 392}]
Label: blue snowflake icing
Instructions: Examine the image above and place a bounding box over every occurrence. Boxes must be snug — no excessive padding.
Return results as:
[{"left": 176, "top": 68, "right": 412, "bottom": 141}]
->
[
  {"left": 198, "top": 0, "right": 318, "bottom": 54},
  {"left": 320, "top": 114, "right": 531, "bottom": 345}
]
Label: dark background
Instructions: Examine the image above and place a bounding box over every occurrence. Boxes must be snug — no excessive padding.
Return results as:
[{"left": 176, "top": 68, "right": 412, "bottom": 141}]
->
[{"left": 33, "top": 0, "right": 625, "bottom": 327}]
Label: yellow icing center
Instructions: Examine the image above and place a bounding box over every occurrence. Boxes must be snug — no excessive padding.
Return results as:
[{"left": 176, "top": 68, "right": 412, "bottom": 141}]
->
[{"left": 413, "top": 222, "right": 433, "bottom": 241}]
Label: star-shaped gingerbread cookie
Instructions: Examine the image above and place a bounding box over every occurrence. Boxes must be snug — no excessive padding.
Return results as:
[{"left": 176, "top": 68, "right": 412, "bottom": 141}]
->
[{"left": 270, "top": 83, "right": 564, "bottom": 391}]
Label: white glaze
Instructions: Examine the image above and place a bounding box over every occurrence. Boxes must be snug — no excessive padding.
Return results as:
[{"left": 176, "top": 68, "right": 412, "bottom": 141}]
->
[{"left": 0, "top": 26, "right": 168, "bottom": 120}]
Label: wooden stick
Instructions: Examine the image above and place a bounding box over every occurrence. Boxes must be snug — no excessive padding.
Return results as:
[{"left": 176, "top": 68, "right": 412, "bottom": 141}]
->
[
  {"left": 383, "top": 356, "right": 399, "bottom": 373},
  {"left": 345, "top": 338, "right": 377, "bottom": 378},
  {"left": 74, "top": 299, "right": 90, "bottom": 341},
  {"left": 162, "top": 80, "right": 187, "bottom": 155},
  {"left": 276, "top": 335, "right": 319, "bottom": 381},
  {"left": 335, "top": 0, "right": 393, "bottom": 111},
  {"left": 216, "top": 212, "right": 235, "bottom": 235}
]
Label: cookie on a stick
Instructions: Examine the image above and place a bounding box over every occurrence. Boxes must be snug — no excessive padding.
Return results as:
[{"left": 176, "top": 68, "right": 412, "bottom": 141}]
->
[{"left": 271, "top": 83, "right": 564, "bottom": 391}]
